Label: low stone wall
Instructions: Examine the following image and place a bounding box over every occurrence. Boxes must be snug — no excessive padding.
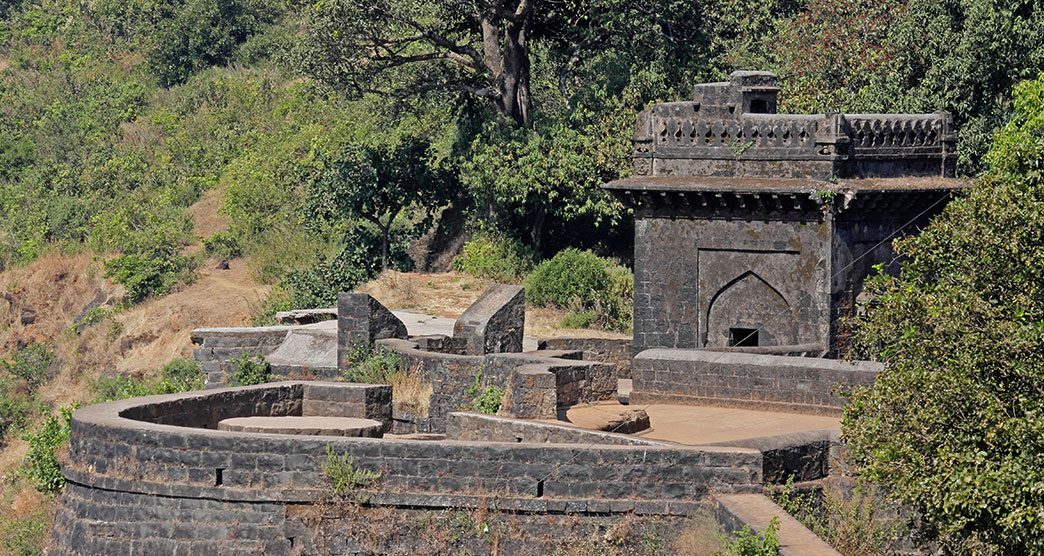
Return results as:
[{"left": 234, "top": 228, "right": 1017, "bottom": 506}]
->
[
  {"left": 446, "top": 412, "right": 672, "bottom": 447},
  {"left": 633, "top": 349, "right": 881, "bottom": 415},
  {"left": 538, "top": 337, "right": 634, "bottom": 378},
  {"left": 380, "top": 340, "right": 617, "bottom": 432},
  {"left": 52, "top": 383, "right": 763, "bottom": 555},
  {"left": 192, "top": 327, "right": 293, "bottom": 388}
]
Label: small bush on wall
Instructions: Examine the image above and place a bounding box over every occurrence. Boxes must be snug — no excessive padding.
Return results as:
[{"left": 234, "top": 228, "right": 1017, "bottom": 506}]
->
[{"left": 227, "top": 353, "right": 271, "bottom": 386}]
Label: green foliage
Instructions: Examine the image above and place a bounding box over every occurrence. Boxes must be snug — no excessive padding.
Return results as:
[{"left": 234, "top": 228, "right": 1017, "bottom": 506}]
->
[
  {"left": 2, "top": 344, "right": 56, "bottom": 392},
  {"left": 340, "top": 343, "right": 401, "bottom": 384},
  {"left": 452, "top": 234, "right": 535, "bottom": 282},
  {"left": 92, "top": 358, "right": 203, "bottom": 403},
  {"left": 773, "top": 477, "right": 905, "bottom": 555},
  {"left": 227, "top": 352, "right": 271, "bottom": 386},
  {"left": 203, "top": 231, "right": 242, "bottom": 259},
  {"left": 843, "top": 74, "right": 1044, "bottom": 553},
  {"left": 21, "top": 407, "right": 72, "bottom": 494},
  {"left": 277, "top": 228, "right": 390, "bottom": 310},
  {"left": 720, "top": 517, "right": 780, "bottom": 556},
  {"left": 463, "top": 372, "right": 503, "bottom": 415},
  {"left": 323, "top": 444, "right": 380, "bottom": 500},
  {"left": 148, "top": 0, "right": 277, "bottom": 87},
  {"left": 525, "top": 249, "right": 633, "bottom": 332},
  {"left": 104, "top": 251, "right": 197, "bottom": 304},
  {"left": 765, "top": 0, "right": 1044, "bottom": 173}
]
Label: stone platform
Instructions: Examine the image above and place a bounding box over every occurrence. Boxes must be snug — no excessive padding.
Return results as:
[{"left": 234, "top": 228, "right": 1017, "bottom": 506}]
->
[
  {"left": 565, "top": 402, "right": 838, "bottom": 446},
  {"left": 217, "top": 416, "right": 384, "bottom": 437}
]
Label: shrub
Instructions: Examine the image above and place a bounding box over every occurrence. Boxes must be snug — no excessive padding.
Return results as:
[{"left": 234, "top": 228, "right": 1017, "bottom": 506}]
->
[
  {"left": 104, "top": 252, "right": 197, "bottom": 304},
  {"left": 842, "top": 74, "right": 1044, "bottom": 552},
  {"left": 452, "top": 234, "right": 535, "bottom": 282},
  {"left": 161, "top": 357, "right": 204, "bottom": 390},
  {"left": 276, "top": 228, "right": 392, "bottom": 310},
  {"left": 227, "top": 352, "right": 271, "bottom": 386},
  {"left": 323, "top": 444, "right": 380, "bottom": 501},
  {"left": 525, "top": 249, "right": 633, "bottom": 332},
  {"left": 21, "top": 407, "right": 73, "bottom": 494},
  {"left": 720, "top": 517, "right": 780, "bottom": 556},
  {"left": 202, "top": 231, "right": 242, "bottom": 259},
  {"left": 0, "top": 387, "right": 39, "bottom": 439},
  {"left": 2, "top": 344, "right": 56, "bottom": 392},
  {"left": 463, "top": 372, "right": 503, "bottom": 415},
  {"left": 340, "top": 343, "right": 401, "bottom": 384}
]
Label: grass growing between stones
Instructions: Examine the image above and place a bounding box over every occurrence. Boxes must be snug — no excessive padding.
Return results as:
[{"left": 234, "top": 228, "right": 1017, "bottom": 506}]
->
[
  {"left": 340, "top": 343, "right": 401, "bottom": 384},
  {"left": 463, "top": 371, "right": 504, "bottom": 415},
  {"left": 323, "top": 445, "right": 381, "bottom": 503}
]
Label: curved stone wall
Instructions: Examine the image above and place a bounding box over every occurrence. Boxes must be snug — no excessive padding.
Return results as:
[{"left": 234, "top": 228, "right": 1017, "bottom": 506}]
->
[{"left": 51, "top": 382, "right": 762, "bottom": 555}]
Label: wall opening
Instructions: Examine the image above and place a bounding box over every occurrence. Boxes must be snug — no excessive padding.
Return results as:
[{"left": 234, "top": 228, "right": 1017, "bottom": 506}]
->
[
  {"left": 215, "top": 468, "right": 224, "bottom": 486},
  {"left": 536, "top": 479, "right": 545, "bottom": 498},
  {"left": 729, "top": 328, "right": 759, "bottom": 347},
  {"left": 749, "top": 99, "right": 770, "bottom": 113}
]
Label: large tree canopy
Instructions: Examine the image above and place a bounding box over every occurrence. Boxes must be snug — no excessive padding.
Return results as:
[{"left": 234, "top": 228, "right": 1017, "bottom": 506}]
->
[{"left": 843, "top": 73, "right": 1044, "bottom": 554}]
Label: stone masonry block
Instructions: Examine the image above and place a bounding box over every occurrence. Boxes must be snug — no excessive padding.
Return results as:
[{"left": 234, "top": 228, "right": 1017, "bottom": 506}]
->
[
  {"left": 453, "top": 284, "right": 525, "bottom": 356},
  {"left": 337, "top": 293, "right": 408, "bottom": 369}
]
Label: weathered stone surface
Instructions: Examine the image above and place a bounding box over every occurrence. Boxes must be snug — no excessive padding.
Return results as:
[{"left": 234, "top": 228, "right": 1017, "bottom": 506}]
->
[
  {"left": 337, "top": 293, "right": 407, "bottom": 369},
  {"left": 273, "top": 308, "right": 337, "bottom": 325},
  {"left": 452, "top": 284, "right": 524, "bottom": 355},
  {"left": 217, "top": 416, "right": 384, "bottom": 437},
  {"left": 632, "top": 349, "right": 881, "bottom": 414},
  {"left": 265, "top": 328, "right": 337, "bottom": 371}
]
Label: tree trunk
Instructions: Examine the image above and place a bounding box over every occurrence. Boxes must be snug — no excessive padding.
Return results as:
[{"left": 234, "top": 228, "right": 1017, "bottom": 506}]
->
[
  {"left": 530, "top": 203, "right": 546, "bottom": 252},
  {"left": 380, "top": 223, "right": 390, "bottom": 271},
  {"left": 481, "top": 2, "right": 532, "bottom": 128}
]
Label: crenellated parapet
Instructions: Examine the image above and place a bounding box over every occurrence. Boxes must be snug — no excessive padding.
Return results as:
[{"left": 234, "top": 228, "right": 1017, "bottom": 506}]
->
[{"left": 631, "top": 71, "right": 956, "bottom": 179}]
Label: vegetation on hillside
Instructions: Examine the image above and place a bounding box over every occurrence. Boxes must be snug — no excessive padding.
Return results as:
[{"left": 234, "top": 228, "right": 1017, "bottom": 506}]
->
[{"left": 844, "top": 73, "right": 1044, "bottom": 554}]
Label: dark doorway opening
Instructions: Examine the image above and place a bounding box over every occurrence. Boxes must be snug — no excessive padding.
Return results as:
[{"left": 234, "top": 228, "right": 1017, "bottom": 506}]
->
[
  {"left": 729, "top": 327, "right": 759, "bottom": 347},
  {"left": 749, "top": 99, "right": 770, "bottom": 113}
]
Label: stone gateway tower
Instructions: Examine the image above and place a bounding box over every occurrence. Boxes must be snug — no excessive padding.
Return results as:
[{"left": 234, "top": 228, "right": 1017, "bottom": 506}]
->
[{"left": 605, "top": 71, "right": 969, "bottom": 355}]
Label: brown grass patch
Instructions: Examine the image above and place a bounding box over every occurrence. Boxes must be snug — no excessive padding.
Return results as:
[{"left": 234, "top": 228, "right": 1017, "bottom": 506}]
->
[{"left": 390, "top": 366, "right": 433, "bottom": 418}]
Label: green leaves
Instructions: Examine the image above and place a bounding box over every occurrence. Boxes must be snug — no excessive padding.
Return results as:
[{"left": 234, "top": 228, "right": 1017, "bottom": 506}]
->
[{"left": 843, "top": 73, "right": 1044, "bottom": 553}]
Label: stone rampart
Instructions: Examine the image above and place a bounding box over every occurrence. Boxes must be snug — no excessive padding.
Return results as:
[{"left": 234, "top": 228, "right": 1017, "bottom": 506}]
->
[
  {"left": 536, "top": 337, "right": 633, "bottom": 378},
  {"left": 51, "top": 383, "right": 762, "bottom": 555},
  {"left": 192, "top": 326, "right": 293, "bottom": 388},
  {"left": 633, "top": 349, "right": 881, "bottom": 415},
  {"left": 446, "top": 412, "right": 672, "bottom": 447}
]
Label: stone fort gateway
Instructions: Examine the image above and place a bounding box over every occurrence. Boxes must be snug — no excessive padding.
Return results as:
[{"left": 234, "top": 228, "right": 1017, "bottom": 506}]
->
[{"left": 51, "top": 73, "right": 969, "bottom": 554}]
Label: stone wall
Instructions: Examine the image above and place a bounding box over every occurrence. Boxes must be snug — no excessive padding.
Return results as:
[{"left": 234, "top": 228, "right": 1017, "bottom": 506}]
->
[
  {"left": 633, "top": 349, "right": 881, "bottom": 415},
  {"left": 192, "top": 327, "right": 293, "bottom": 388},
  {"left": 381, "top": 339, "right": 617, "bottom": 432},
  {"left": 537, "top": 337, "right": 634, "bottom": 378},
  {"left": 51, "top": 383, "right": 763, "bottom": 555},
  {"left": 446, "top": 412, "right": 671, "bottom": 447}
]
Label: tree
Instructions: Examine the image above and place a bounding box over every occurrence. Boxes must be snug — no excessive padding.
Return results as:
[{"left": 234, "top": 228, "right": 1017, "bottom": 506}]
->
[
  {"left": 305, "top": 137, "right": 453, "bottom": 270},
  {"left": 842, "top": 73, "right": 1044, "bottom": 554}
]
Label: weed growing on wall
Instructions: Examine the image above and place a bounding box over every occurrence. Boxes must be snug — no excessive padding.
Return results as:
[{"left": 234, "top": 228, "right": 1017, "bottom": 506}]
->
[
  {"left": 227, "top": 353, "right": 271, "bottom": 386},
  {"left": 464, "top": 372, "right": 503, "bottom": 415},
  {"left": 323, "top": 445, "right": 381, "bottom": 503},
  {"left": 341, "top": 343, "right": 401, "bottom": 384}
]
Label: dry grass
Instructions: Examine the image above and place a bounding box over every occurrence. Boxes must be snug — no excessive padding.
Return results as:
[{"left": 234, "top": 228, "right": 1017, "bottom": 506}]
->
[
  {"left": 358, "top": 271, "right": 628, "bottom": 340},
  {"left": 673, "top": 510, "right": 726, "bottom": 555},
  {"left": 390, "top": 366, "right": 433, "bottom": 418}
]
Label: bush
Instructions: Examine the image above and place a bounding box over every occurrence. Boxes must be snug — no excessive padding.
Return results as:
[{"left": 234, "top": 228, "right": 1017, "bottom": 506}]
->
[
  {"left": 340, "top": 343, "right": 401, "bottom": 384},
  {"left": 227, "top": 352, "right": 271, "bottom": 386},
  {"left": 276, "top": 228, "right": 394, "bottom": 310},
  {"left": 104, "top": 252, "right": 197, "bottom": 304},
  {"left": 161, "top": 357, "right": 204, "bottom": 390},
  {"left": 21, "top": 407, "right": 73, "bottom": 494},
  {"left": 842, "top": 74, "right": 1044, "bottom": 553},
  {"left": 202, "top": 231, "right": 242, "bottom": 259},
  {"left": 525, "top": 249, "right": 633, "bottom": 332},
  {"left": 452, "top": 234, "right": 535, "bottom": 282},
  {"left": 2, "top": 344, "right": 56, "bottom": 392},
  {"left": 91, "top": 358, "right": 203, "bottom": 403},
  {"left": 0, "top": 388, "right": 39, "bottom": 439},
  {"left": 463, "top": 372, "right": 503, "bottom": 415},
  {"left": 720, "top": 517, "right": 780, "bottom": 556}
]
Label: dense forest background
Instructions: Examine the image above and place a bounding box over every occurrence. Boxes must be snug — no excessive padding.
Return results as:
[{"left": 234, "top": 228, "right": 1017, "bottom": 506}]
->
[{"left": 0, "top": 0, "right": 1043, "bottom": 553}]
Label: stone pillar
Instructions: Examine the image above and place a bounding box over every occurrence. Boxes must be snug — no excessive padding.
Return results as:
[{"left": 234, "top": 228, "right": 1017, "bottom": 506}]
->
[
  {"left": 337, "top": 293, "right": 408, "bottom": 369},
  {"left": 453, "top": 284, "right": 525, "bottom": 355}
]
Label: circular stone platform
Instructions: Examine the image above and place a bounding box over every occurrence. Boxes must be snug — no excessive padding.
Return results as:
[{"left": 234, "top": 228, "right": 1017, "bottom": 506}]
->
[{"left": 217, "top": 416, "right": 384, "bottom": 437}]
